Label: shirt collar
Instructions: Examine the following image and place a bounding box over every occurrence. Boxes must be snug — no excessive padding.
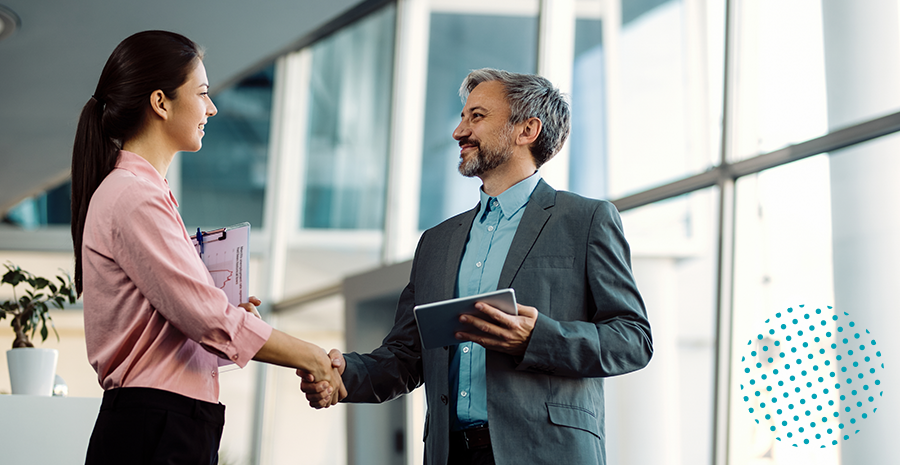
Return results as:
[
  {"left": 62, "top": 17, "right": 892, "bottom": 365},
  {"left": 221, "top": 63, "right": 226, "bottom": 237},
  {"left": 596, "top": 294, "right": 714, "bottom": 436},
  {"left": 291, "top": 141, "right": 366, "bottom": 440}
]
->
[
  {"left": 479, "top": 171, "right": 542, "bottom": 219},
  {"left": 115, "top": 150, "right": 178, "bottom": 206}
]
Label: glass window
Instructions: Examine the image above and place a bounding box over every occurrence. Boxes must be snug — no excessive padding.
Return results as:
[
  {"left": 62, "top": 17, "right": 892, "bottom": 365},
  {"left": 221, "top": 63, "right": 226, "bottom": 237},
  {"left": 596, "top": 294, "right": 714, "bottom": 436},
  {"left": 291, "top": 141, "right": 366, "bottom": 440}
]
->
[
  {"left": 180, "top": 64, "right": 275, "bottom": 230},
  {"left": 730, "top": 0, "right": 828, "bottom": 161},
  {"left": 418, "top": 11, "right": 538, "bottom": 230},
  {"left": 569, "top": 11, "right": 606, "bottom": 200},
  {"left": 301, "top": 4, "right": 396, "bottom": 230},
  {"left": 612, "top": 188, "right": 718, "bottom": 465},
  {"left": 729, "top": 155, "right": 838, "bottom": 464},
  {"left": 2, "top": 180, "right": 71, "bottom": 229},
  {"left": 607, "top": 0, "right": 725, "bottom": 198}
]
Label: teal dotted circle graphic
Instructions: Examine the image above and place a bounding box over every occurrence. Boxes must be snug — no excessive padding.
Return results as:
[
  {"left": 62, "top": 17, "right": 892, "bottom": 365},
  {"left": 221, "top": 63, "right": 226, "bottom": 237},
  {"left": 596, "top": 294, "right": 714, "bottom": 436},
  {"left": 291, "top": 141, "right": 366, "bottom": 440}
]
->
[{"left": 738, "top": 305, "right": 885, "bottom": 448}]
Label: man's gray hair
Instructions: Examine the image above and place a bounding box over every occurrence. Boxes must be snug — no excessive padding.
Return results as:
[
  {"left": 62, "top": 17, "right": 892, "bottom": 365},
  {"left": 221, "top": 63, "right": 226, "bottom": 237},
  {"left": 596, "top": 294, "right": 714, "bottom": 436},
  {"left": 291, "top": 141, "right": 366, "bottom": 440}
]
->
[{"left": 460, "top": 68, "right": 570, "bottom": 168}]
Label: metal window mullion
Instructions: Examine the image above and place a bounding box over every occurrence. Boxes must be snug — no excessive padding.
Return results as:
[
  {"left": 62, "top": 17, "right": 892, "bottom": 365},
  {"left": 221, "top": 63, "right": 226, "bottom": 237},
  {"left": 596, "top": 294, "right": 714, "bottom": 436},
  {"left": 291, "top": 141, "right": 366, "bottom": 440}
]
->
[
  {"left": 611, "top": 108, "right": 900, "bottom": 214},
  {"left": 713, "top": 0, "right": 739, "bottom": 464}
]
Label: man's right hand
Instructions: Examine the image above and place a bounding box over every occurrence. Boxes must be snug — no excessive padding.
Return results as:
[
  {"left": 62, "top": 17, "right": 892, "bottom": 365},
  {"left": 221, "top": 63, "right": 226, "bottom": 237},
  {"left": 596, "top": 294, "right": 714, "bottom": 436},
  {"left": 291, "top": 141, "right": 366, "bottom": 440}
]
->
[{"left": 298, "top": 348, "right": 346, "bottom": 409}]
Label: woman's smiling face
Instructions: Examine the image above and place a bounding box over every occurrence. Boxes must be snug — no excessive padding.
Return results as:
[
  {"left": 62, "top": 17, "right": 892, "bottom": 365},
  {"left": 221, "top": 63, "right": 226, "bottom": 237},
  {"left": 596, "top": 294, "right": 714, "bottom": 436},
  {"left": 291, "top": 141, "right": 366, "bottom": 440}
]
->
[{"left": 164, "top": 59, "right": 217, "bottom": 153}]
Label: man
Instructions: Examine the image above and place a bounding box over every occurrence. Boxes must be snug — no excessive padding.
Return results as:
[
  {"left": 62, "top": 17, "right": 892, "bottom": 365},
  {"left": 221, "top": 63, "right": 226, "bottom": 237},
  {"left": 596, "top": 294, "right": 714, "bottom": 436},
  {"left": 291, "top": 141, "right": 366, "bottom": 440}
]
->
[{"left": 301, "top": 68, "right": 653, "bottom": 465}]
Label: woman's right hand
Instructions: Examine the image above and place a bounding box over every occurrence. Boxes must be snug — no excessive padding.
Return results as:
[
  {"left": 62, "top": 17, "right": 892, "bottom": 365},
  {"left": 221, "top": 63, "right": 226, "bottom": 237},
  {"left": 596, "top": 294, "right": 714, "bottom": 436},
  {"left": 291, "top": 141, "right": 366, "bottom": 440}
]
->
[
  {"left": 252, "top": 330, "right": 346, "bottom": 407},
  {"left": 298, "top": 348, "right": 347, "bottom": 408}
]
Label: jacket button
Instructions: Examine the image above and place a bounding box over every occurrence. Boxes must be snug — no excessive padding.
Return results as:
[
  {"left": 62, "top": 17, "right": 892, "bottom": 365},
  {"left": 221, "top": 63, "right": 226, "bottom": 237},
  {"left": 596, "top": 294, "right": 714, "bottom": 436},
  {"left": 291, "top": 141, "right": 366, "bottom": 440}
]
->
[{"left": 440, "top": 395, "right": 448, "bottom": 405}]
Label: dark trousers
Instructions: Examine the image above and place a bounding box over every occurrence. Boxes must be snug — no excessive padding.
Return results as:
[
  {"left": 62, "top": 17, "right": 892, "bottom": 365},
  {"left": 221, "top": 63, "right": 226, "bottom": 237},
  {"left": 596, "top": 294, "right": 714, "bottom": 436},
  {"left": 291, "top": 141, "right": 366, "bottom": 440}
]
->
[
  {"left": 448, "top": 445, "right": 496, "bottom": 465},
  {"left": 85, "top": 387, "right": 225, "bottom": 465},
  {"left": 448, "top": 425, "right": 496, "bottom": 465},
  {"left": 447, "top": 446, "right": 494, "bottom": 465}
]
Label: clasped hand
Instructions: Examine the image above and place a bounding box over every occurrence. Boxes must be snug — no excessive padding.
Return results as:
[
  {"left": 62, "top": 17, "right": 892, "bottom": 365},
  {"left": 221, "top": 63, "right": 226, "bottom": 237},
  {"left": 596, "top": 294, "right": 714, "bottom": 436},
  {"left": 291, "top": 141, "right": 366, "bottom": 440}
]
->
[
  {"left": 295, "top": 303, "right": 538, "bottom": 408},
  {"left": 240, "top": 296, "right": 346, "bottom": 409},
  {"left": 298, "top": 349, "right": 347, "bottom": 409}
]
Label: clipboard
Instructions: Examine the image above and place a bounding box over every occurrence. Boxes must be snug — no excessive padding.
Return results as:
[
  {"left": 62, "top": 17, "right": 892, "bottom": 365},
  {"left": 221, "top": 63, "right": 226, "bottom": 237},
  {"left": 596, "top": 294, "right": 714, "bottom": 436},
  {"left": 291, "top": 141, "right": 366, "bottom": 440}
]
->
[
  {"left": 190, "top": 222, "right": 250, "bottom": 307},
  {"left": 413, "top": 288, "right": 517, "bottom": 350}
]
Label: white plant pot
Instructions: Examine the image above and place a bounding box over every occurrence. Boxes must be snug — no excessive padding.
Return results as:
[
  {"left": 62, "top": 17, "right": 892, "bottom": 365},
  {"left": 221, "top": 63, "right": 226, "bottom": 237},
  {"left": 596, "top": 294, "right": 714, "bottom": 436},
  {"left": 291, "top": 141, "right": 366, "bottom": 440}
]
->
[{"left": 6, "top": 348, "right": 58, "bottom": 396}]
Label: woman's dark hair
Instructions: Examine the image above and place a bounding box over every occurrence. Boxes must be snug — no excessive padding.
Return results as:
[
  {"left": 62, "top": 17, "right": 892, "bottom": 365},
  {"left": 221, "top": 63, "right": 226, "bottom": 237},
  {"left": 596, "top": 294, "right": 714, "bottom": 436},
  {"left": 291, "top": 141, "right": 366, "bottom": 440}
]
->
[{"left": 71, "top": 30, "right": 204, "bottom": 295}]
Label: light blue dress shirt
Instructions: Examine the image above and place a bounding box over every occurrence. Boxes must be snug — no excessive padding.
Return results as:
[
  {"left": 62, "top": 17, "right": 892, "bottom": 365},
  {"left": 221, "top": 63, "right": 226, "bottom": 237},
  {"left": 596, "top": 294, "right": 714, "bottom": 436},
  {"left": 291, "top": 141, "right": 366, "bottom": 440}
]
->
[{"left": 449, "top": 172, "right": 541, "bottom": 431}]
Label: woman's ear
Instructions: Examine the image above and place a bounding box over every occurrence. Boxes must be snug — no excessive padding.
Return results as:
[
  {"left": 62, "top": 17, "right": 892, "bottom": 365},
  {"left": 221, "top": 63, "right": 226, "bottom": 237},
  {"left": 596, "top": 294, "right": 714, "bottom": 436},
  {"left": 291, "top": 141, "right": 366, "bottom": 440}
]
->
[
  {"left": 516, "top": 117, "right": 542, "bottom": 147},
  {"left": 149, "top": 90, "right": 168, "bottom": 120}
]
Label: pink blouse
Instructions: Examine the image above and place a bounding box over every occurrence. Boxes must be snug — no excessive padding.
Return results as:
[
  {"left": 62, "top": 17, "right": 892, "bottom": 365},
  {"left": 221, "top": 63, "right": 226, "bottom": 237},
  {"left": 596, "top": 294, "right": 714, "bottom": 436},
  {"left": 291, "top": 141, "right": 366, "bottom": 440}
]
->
[{"left": 82, "top": 151, "right": 272, "bottom": 403}]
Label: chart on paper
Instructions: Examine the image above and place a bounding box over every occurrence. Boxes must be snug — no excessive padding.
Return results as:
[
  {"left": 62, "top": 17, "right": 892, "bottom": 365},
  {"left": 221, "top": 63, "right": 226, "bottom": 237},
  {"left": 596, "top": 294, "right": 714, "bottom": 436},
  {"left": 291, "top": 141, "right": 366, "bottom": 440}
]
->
[
  {"left": 204, "top": 248, "right": 243, "bottom": 304},
  {"left": 192, "top": 223, "right": 250, "bottom": 306}
]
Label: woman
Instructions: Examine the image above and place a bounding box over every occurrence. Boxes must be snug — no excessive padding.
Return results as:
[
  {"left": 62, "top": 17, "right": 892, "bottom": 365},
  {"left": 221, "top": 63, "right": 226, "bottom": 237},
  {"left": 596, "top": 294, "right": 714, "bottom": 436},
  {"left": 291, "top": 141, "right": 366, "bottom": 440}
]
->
[{"left": 71, "top": 31, "right": 341, "bottom": 464}]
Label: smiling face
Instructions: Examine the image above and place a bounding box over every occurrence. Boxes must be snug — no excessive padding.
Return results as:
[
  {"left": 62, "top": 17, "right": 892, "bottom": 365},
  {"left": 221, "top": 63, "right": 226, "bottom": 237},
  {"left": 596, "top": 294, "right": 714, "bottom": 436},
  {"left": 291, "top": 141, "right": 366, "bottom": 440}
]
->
[
  {"left": 453, "top": 80, "right": 517, "bottom": 178},
  {"left": 164, "top": 59, "right": 217, "bottom": 153}
]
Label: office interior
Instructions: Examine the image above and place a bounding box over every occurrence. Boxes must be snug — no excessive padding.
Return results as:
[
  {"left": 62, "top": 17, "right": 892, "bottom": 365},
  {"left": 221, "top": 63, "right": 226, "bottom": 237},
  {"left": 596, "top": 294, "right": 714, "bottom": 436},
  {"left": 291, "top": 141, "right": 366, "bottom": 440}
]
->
[{"left": 1, "top": 0, "right": 897, "bottom": 464}]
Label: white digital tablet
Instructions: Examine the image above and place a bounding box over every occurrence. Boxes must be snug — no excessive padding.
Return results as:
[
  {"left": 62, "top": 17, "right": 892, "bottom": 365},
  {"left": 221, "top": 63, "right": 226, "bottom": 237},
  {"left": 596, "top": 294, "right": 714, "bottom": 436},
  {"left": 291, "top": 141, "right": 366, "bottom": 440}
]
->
[{"left": 413, "top": 288, "right": 518, "bottom": 350}]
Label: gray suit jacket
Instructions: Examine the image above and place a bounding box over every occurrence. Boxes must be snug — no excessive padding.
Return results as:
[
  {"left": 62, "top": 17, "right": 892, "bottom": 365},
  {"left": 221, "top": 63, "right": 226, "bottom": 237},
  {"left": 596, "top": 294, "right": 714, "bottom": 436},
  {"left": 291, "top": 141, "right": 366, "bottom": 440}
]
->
[{"left": 342, "top": 180, "right": 653, "bottom": 465}]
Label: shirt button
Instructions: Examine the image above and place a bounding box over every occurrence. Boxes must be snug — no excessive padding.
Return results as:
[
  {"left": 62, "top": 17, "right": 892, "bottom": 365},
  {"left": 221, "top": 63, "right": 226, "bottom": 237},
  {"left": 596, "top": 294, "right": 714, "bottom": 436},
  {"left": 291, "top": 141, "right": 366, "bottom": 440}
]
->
[
  {"left": 232, "top": 354, "right": 239, "bottom": 361},
  {"left": 462, "top": 346, "right": 470, "bottom": 354},
  {"left": 461, "top": 391, "right": 468, "bottom": 397},
  {"left": 492, "top": 201, "right": 499, "bottom": 208},
  {"left": 487, "top": 225, "right": 494, "bottom": 232},
  {"left": 212, "top": 371, "right": 217, "bottom": 377},
  {"left": 441, "top": 395, "right": 449, "bottom": 405},
  {"left": 475, "top": 261, "right": 482, "bottom": 268}
]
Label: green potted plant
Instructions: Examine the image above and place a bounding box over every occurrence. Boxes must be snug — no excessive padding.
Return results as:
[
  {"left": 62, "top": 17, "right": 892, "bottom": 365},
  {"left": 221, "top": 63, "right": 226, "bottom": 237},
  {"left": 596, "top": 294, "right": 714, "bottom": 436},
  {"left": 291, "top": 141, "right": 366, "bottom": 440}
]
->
[{"left": 1, "top": 262, "right": 77, "bottom": 395}]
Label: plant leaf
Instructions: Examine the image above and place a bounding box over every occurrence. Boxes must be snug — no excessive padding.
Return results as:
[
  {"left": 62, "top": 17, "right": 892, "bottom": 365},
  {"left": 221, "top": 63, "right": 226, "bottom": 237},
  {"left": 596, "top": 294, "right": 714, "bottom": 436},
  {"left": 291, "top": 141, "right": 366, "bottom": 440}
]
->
[{"left": 2, "top": 269, "right": 24, "bottom": 285}]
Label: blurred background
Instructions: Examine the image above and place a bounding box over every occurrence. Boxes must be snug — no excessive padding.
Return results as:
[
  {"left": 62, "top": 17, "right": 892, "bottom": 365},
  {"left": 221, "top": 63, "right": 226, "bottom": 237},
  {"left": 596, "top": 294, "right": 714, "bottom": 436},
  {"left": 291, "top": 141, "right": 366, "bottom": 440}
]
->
[{"left": 1, "top": 0, "right": 897, "bottom": 464}]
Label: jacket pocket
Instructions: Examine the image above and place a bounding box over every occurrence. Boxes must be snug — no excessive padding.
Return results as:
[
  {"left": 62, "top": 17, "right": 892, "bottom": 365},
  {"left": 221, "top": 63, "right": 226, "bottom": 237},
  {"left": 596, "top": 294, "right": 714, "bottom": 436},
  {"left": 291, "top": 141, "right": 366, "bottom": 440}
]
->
[{"left": 546, "top": 402, "right": 602, "bottom": 439}]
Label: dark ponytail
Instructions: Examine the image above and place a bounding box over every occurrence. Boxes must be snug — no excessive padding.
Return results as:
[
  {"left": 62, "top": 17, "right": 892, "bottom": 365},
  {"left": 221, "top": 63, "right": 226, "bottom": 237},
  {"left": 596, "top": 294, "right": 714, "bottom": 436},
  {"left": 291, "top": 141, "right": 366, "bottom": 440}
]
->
[{"left": 71, "top": 30, "right": 203, "bottom": 295}]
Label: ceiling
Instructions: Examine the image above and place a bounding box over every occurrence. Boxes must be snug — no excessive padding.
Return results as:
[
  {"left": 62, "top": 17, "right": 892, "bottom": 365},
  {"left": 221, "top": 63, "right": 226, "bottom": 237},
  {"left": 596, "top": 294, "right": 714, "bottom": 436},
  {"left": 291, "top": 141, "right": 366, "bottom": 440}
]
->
[{"left": 0, "top": 0, "right": 365, "bottom": 214}]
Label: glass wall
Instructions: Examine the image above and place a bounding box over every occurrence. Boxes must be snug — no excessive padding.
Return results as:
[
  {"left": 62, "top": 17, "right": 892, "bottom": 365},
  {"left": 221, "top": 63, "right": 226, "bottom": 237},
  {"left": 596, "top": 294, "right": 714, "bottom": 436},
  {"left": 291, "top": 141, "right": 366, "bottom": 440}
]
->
[
  {"left": 569, "top": 10, "right": 606, "bottom": 199},
  {"left": 301, "top": 4, "right": 396, "bottom": 230},
  {"left": 612, "top": 188, "right": 719, "bottom": 465},
  {"left": 2, "top": 180, "right": 71, "bottom": 229},
  {"left": 729, "top": 155, "right": 837, "bottom": 464},
  {"left": 730, "top": 0, "right": 828, "bottom": 161},
  {"left": 607, "top": 0, "right": 725, "bottom": 198}
]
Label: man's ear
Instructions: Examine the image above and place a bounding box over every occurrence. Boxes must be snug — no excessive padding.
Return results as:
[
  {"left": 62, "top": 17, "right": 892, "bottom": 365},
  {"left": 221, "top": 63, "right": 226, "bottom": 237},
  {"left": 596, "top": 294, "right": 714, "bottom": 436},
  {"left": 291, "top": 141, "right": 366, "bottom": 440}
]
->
[
  {"left": 149, "top": 90, "right": 168, "bottom": 120},
  {"left": 516, "top": 117, "right": 542, "bottom": 147}
]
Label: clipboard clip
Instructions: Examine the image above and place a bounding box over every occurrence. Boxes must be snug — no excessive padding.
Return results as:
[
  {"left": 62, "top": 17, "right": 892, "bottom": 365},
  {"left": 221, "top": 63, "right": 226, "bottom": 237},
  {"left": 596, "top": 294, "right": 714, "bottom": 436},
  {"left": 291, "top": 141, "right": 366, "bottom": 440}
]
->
[
  {"left": 196, "top": 227, "right": 204, "bottom": 257},
  {"left": 193, "top": 224, "right": 241, "bottom": 258}
]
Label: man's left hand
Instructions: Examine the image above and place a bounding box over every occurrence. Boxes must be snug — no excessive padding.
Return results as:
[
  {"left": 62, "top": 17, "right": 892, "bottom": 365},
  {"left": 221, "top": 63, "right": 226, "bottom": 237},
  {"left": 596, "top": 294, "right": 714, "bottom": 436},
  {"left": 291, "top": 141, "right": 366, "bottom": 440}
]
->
[{"left": 456, "top": 303, "right": 538, "bottom": 356}]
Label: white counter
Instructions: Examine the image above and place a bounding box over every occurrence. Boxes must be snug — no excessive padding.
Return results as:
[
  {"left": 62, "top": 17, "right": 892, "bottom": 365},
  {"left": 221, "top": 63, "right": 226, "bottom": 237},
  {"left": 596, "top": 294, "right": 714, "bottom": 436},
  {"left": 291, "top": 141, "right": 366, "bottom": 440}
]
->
[{"left": 0, "top": 395, "right": 100, "bottom": 464}]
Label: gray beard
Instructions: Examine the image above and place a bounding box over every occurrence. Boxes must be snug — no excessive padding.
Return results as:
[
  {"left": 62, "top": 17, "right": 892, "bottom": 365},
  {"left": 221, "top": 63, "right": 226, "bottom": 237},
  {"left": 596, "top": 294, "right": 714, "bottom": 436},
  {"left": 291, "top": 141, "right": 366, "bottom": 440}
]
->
[{"left": 458, "top": 132, "right": 514, "bottom": 177}]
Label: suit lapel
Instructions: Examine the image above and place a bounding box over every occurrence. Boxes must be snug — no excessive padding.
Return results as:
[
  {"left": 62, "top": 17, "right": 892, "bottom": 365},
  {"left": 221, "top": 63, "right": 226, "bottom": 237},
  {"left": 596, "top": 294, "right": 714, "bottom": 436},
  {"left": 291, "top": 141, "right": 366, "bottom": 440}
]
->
[
  {"left": 442, "top": 204, "right": 480, "bottom": 299},
  {"left": 497, "top": 180, "right": 556, "bottom": 289}
]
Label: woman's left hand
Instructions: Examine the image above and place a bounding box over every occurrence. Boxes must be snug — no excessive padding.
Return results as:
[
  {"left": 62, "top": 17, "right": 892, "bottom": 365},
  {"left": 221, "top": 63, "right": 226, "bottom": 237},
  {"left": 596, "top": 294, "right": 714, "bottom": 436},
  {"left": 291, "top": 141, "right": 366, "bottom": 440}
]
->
[{"left": 239, "top": 296, "right": 262, "bottom": 319}]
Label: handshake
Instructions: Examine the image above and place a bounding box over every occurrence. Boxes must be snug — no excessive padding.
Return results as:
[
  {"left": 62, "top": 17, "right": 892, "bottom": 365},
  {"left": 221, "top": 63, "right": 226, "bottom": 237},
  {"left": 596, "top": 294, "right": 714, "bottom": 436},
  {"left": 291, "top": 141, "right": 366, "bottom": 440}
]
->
[
  {"left": 296, "top": 348, "right": 348, "bottom": 409},
  {"left": 240, "top": 297, "right": 347, "bottom": 409}
]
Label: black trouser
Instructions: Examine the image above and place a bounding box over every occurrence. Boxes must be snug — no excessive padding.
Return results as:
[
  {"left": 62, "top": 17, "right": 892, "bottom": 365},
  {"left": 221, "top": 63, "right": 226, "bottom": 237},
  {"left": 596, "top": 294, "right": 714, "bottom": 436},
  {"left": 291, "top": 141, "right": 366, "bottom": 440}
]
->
[
  {"left": 448, "top": 445, "right": 496, "bottom": 465},
  {"left": 85, "top": 387, "right": 225, "bottom": 465},
  {"left": 448, "top": 425, "right": 496, "bottom": 465}
]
